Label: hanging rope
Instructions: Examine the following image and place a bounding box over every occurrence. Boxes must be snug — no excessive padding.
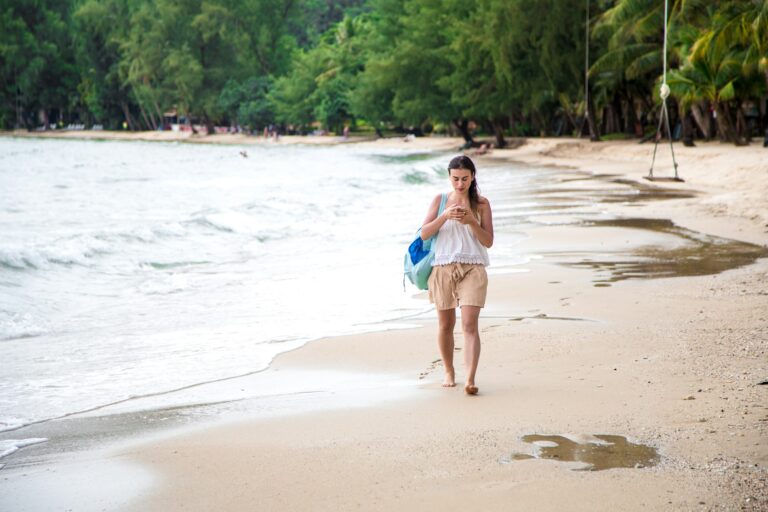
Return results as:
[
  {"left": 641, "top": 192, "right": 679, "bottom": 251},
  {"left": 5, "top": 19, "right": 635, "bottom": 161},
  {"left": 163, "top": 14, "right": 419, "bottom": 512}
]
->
[
  {"left": 583, "top": 0, "right": 590, "bottom": 136},
  {"left": 647, "top": 0, "right": 682, "bottom": 181}
]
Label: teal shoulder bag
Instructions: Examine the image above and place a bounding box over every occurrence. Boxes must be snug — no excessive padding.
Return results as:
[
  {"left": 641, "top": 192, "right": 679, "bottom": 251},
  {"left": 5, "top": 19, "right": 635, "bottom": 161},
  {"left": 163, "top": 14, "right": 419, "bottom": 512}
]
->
[{"left": 403, "top": 193, "right": 448, "bottom": 290}]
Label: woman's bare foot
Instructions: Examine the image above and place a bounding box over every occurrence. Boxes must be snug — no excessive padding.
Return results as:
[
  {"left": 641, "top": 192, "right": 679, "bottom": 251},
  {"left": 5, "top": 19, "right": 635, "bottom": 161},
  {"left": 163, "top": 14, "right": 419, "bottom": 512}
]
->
[
  {"left": 464, "top": 383, "right": 479, "bottom": 395},
  {"left": 443, "top": 370, "right": 456, "bottom": 387}
]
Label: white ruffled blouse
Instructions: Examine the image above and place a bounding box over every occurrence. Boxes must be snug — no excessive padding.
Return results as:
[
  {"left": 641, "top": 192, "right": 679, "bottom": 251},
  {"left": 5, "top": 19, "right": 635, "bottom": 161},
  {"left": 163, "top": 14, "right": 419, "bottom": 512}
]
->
[{"left": 433, "top": 218, "right": 490, "bottom": 266}]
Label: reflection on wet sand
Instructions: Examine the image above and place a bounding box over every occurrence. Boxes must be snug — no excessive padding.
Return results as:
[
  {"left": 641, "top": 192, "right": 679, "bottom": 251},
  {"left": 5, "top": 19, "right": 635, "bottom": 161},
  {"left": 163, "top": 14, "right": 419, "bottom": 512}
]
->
[
  {"left": 564, "top": 218, "right": 768, "bottom": 285},
  {"left": 496, "top": 168, "right": 766, "bottom": 284},
  {"left": 535, "top": 180, "right": 696, "bottom": 204},
  {"left": 494, "top": 171, "right": 699, "bottom": 229},
  {"left": 505, "top": 434, "right": 660, "bottom": 471}
]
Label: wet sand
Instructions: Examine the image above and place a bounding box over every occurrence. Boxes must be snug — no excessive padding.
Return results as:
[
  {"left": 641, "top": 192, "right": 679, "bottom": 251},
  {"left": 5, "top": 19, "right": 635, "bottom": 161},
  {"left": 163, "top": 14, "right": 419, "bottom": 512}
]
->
[
  {"left": 118, "top": 256, "right": 767, "bottom": 511},
  {"left": 2, "top": 133, "right": 767, "bottom": 510}
]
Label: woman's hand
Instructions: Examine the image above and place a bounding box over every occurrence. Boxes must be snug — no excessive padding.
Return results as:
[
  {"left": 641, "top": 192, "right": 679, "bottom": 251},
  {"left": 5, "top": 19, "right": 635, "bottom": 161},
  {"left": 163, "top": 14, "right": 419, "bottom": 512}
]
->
[
  {"left": 456, "top": 207, "right": 478, "bottom": 226},
  {"left": 444, "top": 205, "right": 467, "bottom": 221}
]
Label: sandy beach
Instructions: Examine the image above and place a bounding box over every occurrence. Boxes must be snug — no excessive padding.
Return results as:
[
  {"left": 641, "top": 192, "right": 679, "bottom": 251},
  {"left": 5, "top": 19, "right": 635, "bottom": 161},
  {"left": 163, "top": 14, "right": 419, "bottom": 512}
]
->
[{"left": 2, "top": 132, "right": 767, "bottom": 511}]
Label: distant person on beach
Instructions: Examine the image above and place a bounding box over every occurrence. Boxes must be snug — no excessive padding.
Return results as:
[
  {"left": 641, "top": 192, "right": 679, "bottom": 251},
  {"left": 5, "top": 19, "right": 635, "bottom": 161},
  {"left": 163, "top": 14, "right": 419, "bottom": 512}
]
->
[
  {"left": 420, "top": 155, "right": 494, "bottom": 395},
  {"left": 470, "top": 143, "right": 492, "bottom": 156}
]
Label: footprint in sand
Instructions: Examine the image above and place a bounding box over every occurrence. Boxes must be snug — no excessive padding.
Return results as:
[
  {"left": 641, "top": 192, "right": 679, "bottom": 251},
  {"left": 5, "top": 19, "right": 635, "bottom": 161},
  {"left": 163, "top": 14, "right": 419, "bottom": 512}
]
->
[
  {"left": 417, "top": 348, "right": 462, "bottom": 380},
  {"left": 418, "top": 359, "right": 443, "bottom": 380}
]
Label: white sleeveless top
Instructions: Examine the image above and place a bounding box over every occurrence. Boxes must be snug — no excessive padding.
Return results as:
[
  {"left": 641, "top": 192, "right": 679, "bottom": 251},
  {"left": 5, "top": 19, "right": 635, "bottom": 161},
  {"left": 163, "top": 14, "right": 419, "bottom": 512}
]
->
[{"left": 433, "top": 217, "right": 490, "bottom": 266}]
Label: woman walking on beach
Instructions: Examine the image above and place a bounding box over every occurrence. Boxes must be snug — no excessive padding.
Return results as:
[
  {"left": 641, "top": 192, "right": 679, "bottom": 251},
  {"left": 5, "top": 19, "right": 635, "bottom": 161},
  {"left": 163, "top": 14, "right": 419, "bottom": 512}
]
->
[{"left": 420, "top": 156, "right": 493, "bottom": 395}]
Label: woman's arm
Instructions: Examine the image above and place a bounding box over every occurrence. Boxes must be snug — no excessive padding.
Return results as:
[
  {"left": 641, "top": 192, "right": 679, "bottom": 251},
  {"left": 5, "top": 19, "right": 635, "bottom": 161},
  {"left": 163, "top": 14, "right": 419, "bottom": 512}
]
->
[
  {"left": 461, "top": 198, "right": 494, "bottom": 248},
  {"left": 420, "top": 194, "right": 447, "bottom": 240}
]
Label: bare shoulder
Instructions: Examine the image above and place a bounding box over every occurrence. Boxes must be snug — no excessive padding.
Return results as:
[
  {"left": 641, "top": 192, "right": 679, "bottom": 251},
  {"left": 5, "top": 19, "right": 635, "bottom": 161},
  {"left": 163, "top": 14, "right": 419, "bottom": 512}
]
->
[
  {"left": 426, "top": 193, "right": 443, "bottom": 214},
  {"left": 478, "top": 195, "right": 491, "bottom": 207}
]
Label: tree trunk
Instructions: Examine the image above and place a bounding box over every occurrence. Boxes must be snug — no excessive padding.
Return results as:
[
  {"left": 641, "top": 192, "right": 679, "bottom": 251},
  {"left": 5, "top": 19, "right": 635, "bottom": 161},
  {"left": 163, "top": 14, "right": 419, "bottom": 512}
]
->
[
  {"left": 120, "top": 101, "right": 137, "bottom": 131},
  {"left": 736, "top": 104, "right": 750, "bottom": 144},
  {"left": 762, "top": 73, "right": 768, "bottom": 141},
  {"left": 204, "top": 115, "right": 215, "bottom": 136},
  {"left": 587, "top": 95, "right": 601, "bottom": 141},
  {"left": 531, "top": 111, "right": 546, "bottom": 136},
  {"left": 137, "top": 101, "right": 153, "bottom": 130},
  {"left": 153, "top": 99, "right": 164, "bottom": 128},
  {"left": 491, "top": 119, "right": 506, "bottom": 148},
  {"left": 612, "top": 94, "right": 624, "bottom": 134},
  {"left": 605, "top": 105, "right": 617, "bottom": 134},
  {"left": 623, "top": 95, "right": 638, "bottom": 137},
  {"left": 562, "top": 108, "right": 577, "bottom": 135},
  {"left": 714, "top": 102, "right": 738, "bottom": 143},
  {"left": 690, "top": 102, "right": 710, "bottom": 141},
  {"left": 508, "top": 114, "right": 517, "bottom": 138},
  {"left": 763, "top": 83, "right": 768, "bottom": 147},
  {"left": 453, "top": 119, "right": 474, "bottom": 146},
  {"left": 186, "top": 111, "right": 198, "bottom": 134},
  {"left": 680, "top": 105, "right": 695, "bottom": 147},
  {"left": 148, "top": 107, "right": 159, "bottom": 131},
  {"left": 600, "top": 106, "right": 609, "bottom": 134}
]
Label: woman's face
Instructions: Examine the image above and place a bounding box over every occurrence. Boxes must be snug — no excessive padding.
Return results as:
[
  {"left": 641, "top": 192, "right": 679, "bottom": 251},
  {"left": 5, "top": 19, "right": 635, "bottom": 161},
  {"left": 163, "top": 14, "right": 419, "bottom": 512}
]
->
[{"left": 449, "top": 168, "right": 473, "bottom": 194}]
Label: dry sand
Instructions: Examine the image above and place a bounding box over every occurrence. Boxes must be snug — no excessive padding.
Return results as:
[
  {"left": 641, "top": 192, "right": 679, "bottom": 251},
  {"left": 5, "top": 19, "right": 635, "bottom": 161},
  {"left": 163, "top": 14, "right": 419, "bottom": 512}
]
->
[{"left": 5, "top": 131, "right": 767, "bottom": 510}]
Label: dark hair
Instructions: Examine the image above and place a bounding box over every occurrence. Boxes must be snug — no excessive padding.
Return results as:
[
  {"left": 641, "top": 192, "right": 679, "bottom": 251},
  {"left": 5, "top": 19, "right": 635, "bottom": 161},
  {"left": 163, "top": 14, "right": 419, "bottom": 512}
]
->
[{"left": 448, "top": 155, "right": 480, "bottom": 215}]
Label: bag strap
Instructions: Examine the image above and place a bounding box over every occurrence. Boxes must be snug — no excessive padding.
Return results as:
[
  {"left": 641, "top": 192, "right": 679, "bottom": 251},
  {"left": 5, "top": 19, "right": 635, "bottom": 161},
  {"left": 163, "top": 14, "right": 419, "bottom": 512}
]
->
[
  {"left": 438, "top": 193, "right": 447, "bottom": 216},
  {"left": 433, "top": 193, "right": 447, "bottom": 243}
]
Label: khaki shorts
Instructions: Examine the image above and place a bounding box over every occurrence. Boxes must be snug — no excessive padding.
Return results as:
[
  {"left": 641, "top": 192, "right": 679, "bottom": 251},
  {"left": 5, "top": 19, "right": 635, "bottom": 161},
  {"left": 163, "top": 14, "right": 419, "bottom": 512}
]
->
[{"left": 428, "top": 263, "right": 488, "bottom": 310}]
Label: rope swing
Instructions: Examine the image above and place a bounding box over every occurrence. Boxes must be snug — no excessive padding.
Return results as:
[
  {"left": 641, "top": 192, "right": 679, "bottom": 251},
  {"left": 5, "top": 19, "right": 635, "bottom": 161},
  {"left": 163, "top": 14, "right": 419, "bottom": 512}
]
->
[
  {"left": 647, "top": 0, "right": 683, "bottom": 182},
  {"left": 581, "top": 0, "right": 590, "bottom": 139}
]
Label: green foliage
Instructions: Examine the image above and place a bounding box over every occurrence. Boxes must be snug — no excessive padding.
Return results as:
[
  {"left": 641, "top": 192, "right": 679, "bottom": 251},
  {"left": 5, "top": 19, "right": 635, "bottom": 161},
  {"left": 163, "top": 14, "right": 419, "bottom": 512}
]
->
[
  {"left": 0, "top": 0, "right": 79, "bottom": 128},
  {"left": 0, "top": 0, "right": 765, "bottom": 141},
  {"left": 218, "top": 76, "right": 273, "bottom": 130},
  {"left": 269, "top": 47, "right": 328, "bottom": 129},
  {"left": 271, "top": 14, "right": 366, "bottom": 132}
]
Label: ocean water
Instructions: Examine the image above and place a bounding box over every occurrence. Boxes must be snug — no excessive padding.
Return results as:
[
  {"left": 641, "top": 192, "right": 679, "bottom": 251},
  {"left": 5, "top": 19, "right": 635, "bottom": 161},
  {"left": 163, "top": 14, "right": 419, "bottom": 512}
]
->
[{"left": 0, "top": 137, "right": 535, "bottom": 435}]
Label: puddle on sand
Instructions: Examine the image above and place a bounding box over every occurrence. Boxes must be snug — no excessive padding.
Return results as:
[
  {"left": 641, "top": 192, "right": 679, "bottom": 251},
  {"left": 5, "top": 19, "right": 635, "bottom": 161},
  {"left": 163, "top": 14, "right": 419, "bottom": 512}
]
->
[
  {"left": 535, "top": 181, "right": 695, "bottom": 204},
  {"left": 505, "top": 434, "right": 660, "bottom": 471},
  {"left": 492, "top": 169, "right": 700, "bottom": 228},
  {"left": 606, "top": 178, "right": 697, "bottom": 203},
  {"left": 562, "top": 218, "right": 768, "bottom": 285}
]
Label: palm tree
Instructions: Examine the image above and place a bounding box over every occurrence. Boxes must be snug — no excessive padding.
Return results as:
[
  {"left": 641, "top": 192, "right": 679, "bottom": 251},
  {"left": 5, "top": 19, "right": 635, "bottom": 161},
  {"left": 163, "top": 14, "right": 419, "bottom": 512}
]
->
[
  {"left": 667, "top": 48, "right": 742, "bottom": 144},
  {"left": 695, "top": 1, "right": 768, "bottom": 89},
  {"left": 589, "top": 0, "right": 713, "bottom": 137},
  {"left": 688, "top": 1, "right": 768, "bottom": 143}
]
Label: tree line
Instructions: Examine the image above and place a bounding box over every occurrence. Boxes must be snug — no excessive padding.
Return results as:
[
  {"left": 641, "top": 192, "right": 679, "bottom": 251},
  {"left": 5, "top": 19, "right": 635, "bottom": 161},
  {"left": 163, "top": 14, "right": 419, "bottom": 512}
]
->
[{"left": 2, "top": 0, "right": 766, "bottom": 146}]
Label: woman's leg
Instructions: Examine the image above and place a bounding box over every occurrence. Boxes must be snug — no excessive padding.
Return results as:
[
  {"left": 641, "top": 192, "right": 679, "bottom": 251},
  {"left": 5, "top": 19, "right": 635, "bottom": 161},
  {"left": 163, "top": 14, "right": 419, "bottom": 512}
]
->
[
  {"left": 437, "top": 308, "right": 457, "bottom": 387},
  {"left": 460, "top": 305, "right": 482, "bottom": 394}
]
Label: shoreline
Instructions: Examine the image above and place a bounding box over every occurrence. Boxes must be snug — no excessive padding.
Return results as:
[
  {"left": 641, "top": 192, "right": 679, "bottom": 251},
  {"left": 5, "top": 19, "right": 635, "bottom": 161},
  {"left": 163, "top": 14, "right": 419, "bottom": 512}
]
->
[
  {"left": 0, "top": 129, "right": 450, "bottom": 148},
  {"left": 5, "top": 129, "right": 766, "bottom": 241},
  {"left": 1, "top": 133, "right": 766, "bottom": 510}
]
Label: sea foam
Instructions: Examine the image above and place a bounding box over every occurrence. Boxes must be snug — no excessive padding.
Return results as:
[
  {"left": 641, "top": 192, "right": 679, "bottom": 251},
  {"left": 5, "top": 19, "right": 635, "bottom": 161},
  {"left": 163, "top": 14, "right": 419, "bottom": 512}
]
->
[
  {"left": 0, "top": 438, "right": 47, "bottom": 460},
  {"left": 0, "top": 313, "right": 48, "bottom": 341}
]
